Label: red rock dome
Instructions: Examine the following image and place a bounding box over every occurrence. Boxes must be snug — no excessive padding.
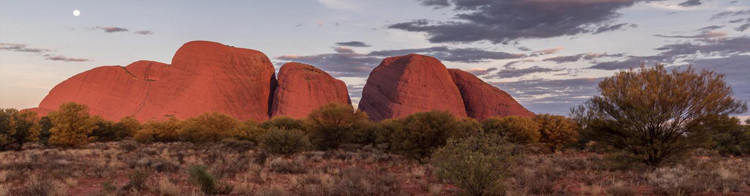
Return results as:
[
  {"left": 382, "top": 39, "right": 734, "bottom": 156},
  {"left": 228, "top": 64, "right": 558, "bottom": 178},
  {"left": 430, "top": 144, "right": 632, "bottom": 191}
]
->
[
  {"left": 358, "top": 54, "right": 468, "bottom": 121},
  {"left": 28, "top": 41, "right": 277, "bottom": 122},
  {"left": 271, "top": 62, "right": 351, "bottom": 119},
  {"left": 448, "top": 69, "right": 534, "bottom": 120}
]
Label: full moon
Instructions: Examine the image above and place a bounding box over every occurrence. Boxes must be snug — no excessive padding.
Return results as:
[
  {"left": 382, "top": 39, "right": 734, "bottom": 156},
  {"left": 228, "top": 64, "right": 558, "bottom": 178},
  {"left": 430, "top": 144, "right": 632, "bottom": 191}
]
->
[{"left": 73, "top": 10, "right": 80, "bottom": 16}]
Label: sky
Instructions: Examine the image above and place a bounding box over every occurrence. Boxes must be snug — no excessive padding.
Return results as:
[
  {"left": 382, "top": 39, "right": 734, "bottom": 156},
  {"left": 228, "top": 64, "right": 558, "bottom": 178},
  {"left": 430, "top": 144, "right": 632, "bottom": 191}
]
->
[{"left": 1, "top": 0, "right": 749, "bottom": 119}]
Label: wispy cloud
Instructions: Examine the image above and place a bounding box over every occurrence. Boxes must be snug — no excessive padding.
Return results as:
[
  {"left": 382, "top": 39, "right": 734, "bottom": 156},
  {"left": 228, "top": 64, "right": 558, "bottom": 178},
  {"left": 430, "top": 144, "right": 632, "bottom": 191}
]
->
[
  {"left": 0, "top": 43, "right": 52, "bottom": 53},
  {"left": 654, "top": 31, "right": 727, "bottom": 39},
  {"left": 43, "top": 54, "right": 92, "bottom": 62},
  {"left": 94, "top": 26, "right": 129, "bottom": 33},
  {"left": 133, "top": 30, "right": 154, "bottom": 35},
  {"left": 335, "top": 41, "right": 370, "bottom": 47}
]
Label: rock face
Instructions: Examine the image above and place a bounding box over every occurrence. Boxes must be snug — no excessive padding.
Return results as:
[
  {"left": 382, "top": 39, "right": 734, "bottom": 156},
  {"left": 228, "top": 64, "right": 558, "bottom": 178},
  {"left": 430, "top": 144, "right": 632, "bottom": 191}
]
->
[
  {"left": 448, "top": 69, "right": 534, "bottom": 120},
  {"left": 27, "top": 41, "right": 532, "bottom": 122},
  {"left": 29, "top": 41, "right": 277, "bottom": 122},
  {"left": 271, "top": 62, "right": 351, "bottom": 119},
  {"left": 358, "top": 54, "right": 468, "bottom": 121}
]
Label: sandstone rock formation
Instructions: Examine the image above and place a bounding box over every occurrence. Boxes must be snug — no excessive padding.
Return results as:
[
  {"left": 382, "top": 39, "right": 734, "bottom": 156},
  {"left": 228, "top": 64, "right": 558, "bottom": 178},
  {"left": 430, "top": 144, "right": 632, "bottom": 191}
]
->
[
  {"left": 27, "top": 41, "right": 532, "bottom": 123},
  {"left": 271, "top": 62, "right": 351, "bottom": 119},
  {"left": 28, "top": 41, "right": 277, "bottom": 122},
  {"left": 358, "top": 54, "right": 468, "bottom": 121},
  {"left": 448, "top": 69, "right": 534, "bottom": 120}
]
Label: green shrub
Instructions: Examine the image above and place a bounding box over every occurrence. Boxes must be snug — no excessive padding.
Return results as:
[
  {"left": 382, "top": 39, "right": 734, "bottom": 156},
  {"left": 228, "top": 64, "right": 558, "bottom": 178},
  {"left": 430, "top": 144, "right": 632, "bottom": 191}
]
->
[
  {"left": 432, "top": 133, "right": 517, "bottom": 196},
  {"left": 482, "top": 116, "right": 540, "bottom": 144},
  {"left": 706, "top": 116, "right": 750, "bottom": 156},
  {"left": 38, "top": 116, "right": 53, "bottom": 145},
  {"left": 47, "top": 102, "right": 99, "bottom": 147},
  {"left": 188, "top": 164, "right": 233, "bottom": 195},
  {"left": 261, "top": 116, "right": 306, "bottom": 131},
  {"left": 179, "top": 113, "right": 239, "bottom": 143},
  {"left": 383, "top": 110, "right": 461, "bottom": 161},
  {"left": 305, "top": 103, "right": 369, "bottom": 150},
  {"left": 533, "top": 114, "right": 579, "bottom": 151},
  {"left": 0, "top": 109, "right": 41, "bottom": 150},
  {"left": 134, "top": 117, "right": 183, "bottom": 143},
  {"left": 233, "top": 120, "right": 266, "bottom": 143},
  {"left": 89, "top": 117, "right": 116, "bottom": 142},
  {"left": 259, "top": 127, "right": 310, "bottom": 155},
  {"left": 124, "top": 168, "right": 150, "bottom": 191}
]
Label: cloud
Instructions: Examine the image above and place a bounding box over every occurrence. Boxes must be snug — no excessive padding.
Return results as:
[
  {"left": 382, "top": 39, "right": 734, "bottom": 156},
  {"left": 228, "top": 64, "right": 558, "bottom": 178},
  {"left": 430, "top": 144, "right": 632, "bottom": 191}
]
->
[
  {"left": 492, "top": 78, "right": 605, "bottom": 114},
  {"left": 94, "top": 26, "right": 129, "bottom": 33},
  {"left": 389, "top": 0, "right": 650, "bottom": 43},
  {"left": 729, "top": 18, "right": 746, "bottom": 23},
  {"left": 711, "top": 9, "right": 750, "bottom": 20},
  {"left": 591, "top": 36, "right": 750, "bottom": 70},
  {"left": 737, "top": 23, "right": 750, "bottom": 32},
  {"left": 697, "top": 25, "right": 724, "bottom": 31},
  {"left": 368, "top": 46, "right": 524, "bottom": 63},
  {"left": 544, "top": 53, "right": 625, "bottom": 64},
  {"left": 277, "top": 49, "right": 381, "bottom": 77},
  {"left": 529, "top": 47, "right": 565, "bottom": 56},
  {"left": 43, "top": 54, "right": 92, "bottom": 62},
  {"left": 494, "top": 66, "right": 560, "bottom": 78},
  {"left": 278, "top": 45, "right": 525, "bottom": 77},
  {"left": 133, "top": 30, "right": 154, "bottom": 35},
  {"left": 654, "top": 31, "right": 727, "bottom": 39},
  {"left": 465, "top": 67, "right": 497, "bottom": 76},
  {"left": 503, "top": 59, "right": 535, "bottom": 68},
  {"left": 678, "top": 0, "right": 702, "bottom": 7},
  {"left": 0, "top": 43, "right": 51, "bottom": 53},
  {"left": 335, "top": 41, "right": 371, "bottom": 47},
  {"left": 593, "top": 23, "right": 638, "bottom": 34},
  {"left": 317, "top": 0, "right": 358, "bottom": 10}
]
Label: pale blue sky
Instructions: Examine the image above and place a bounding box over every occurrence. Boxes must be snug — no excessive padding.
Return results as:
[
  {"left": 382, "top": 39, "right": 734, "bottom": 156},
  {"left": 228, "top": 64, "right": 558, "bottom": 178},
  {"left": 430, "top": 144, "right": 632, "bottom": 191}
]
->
[{"left": 1, "top": 0, "right": 749, "bottom": 118}]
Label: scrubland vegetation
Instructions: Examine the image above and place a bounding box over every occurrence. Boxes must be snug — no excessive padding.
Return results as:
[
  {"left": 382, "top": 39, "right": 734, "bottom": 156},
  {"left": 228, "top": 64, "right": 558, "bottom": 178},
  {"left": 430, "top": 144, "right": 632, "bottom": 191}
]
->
[{"left": 1, "top": 65, "right": 750, "bottom": 195}]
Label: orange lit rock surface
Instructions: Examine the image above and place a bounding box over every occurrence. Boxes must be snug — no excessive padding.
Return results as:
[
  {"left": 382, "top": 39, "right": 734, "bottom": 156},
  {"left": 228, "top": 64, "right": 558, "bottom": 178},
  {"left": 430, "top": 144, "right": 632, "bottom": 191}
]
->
[
  {"left": 448, "top": 69, "right": 534, "bottom": 120},
  {"left": 28, "top": 41, "right": 277, "bottom": 122},
  {"left": 271, "top": 62, "right": 351, "bottom": 119},
  {"left": 358, "top": 54, "right": 468, "bottom": 121}
]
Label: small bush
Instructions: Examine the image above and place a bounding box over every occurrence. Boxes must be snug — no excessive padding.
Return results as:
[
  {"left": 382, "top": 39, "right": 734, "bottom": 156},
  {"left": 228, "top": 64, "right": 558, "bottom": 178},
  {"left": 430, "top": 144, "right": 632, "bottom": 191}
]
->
[
  {"left": 134, "top": 117, "right": 183, "bottom": 143},
  {"left": 607, "top": 184, "right": 637, "bottom": 196},
  {"left": 432, "top": 133, "right": 517, "bottom": 196},
  {"left": 123, "top": 168, "right": 151, "bottom": 191},
  {"left": 233, "top": 120, "right": 266, "bottom": 143},
  {"left": 16, "top": 175, "right": 67, "bottom": 196},
  {"left": 305, "top": 103, "right": 369, "bottom": 150},
  {"left": 534, "top": 114, "right": 579, "bottom": 151},
  {"left": 268, "top": 157, "right": 306, "bottom": 174},
  {"left": 179, "top": 112, "right": 239, "bottom": 143},
  {"left": 0, "top": 109, "right": 41, "bottom": 151},
  {"left": 259, "top": 127, "right": 310, "bottom": 155},
  {"left": 482, "top": 116, "right": 540, "bottom": 144},
  {"left": 47, "top": 102, "right": 99, "bottom": 147},
  {"left": 383, "top": 110, "right": 461, "bottom": 161},
  {"left": 260, "top": 116, "right": 306, "bottom": 131},
  {"left": 188, "top": 164, "right": 233, "bottom": 195},
  {"left": 92, "top": 116, "right": 141, "bottom": 142}
]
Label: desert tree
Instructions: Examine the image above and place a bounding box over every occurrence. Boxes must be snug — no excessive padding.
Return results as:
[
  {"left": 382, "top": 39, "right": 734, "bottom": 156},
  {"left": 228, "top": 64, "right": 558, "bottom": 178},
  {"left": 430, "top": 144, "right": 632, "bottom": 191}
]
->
[
  {"left": 305, "top": 103, "right": 369, "bottom": 150},
  {"left": 0, "top": 109, "right": 41, "bottom": 150},
  {"left": 534, "top": 114, "right": 579, "bottom": 151},
  {"left": 47, "top": 102, "right": 99, "bottom": 147},
  {"left": 572, "top": 65, "right": 747, "bottom": 167}
]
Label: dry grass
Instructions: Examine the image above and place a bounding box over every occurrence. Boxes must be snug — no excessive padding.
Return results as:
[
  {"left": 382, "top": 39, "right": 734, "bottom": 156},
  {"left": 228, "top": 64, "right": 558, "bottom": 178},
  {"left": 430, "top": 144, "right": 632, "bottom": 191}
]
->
[{"left": 0, "top": 141, "right": 748, "bottom": 195}]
